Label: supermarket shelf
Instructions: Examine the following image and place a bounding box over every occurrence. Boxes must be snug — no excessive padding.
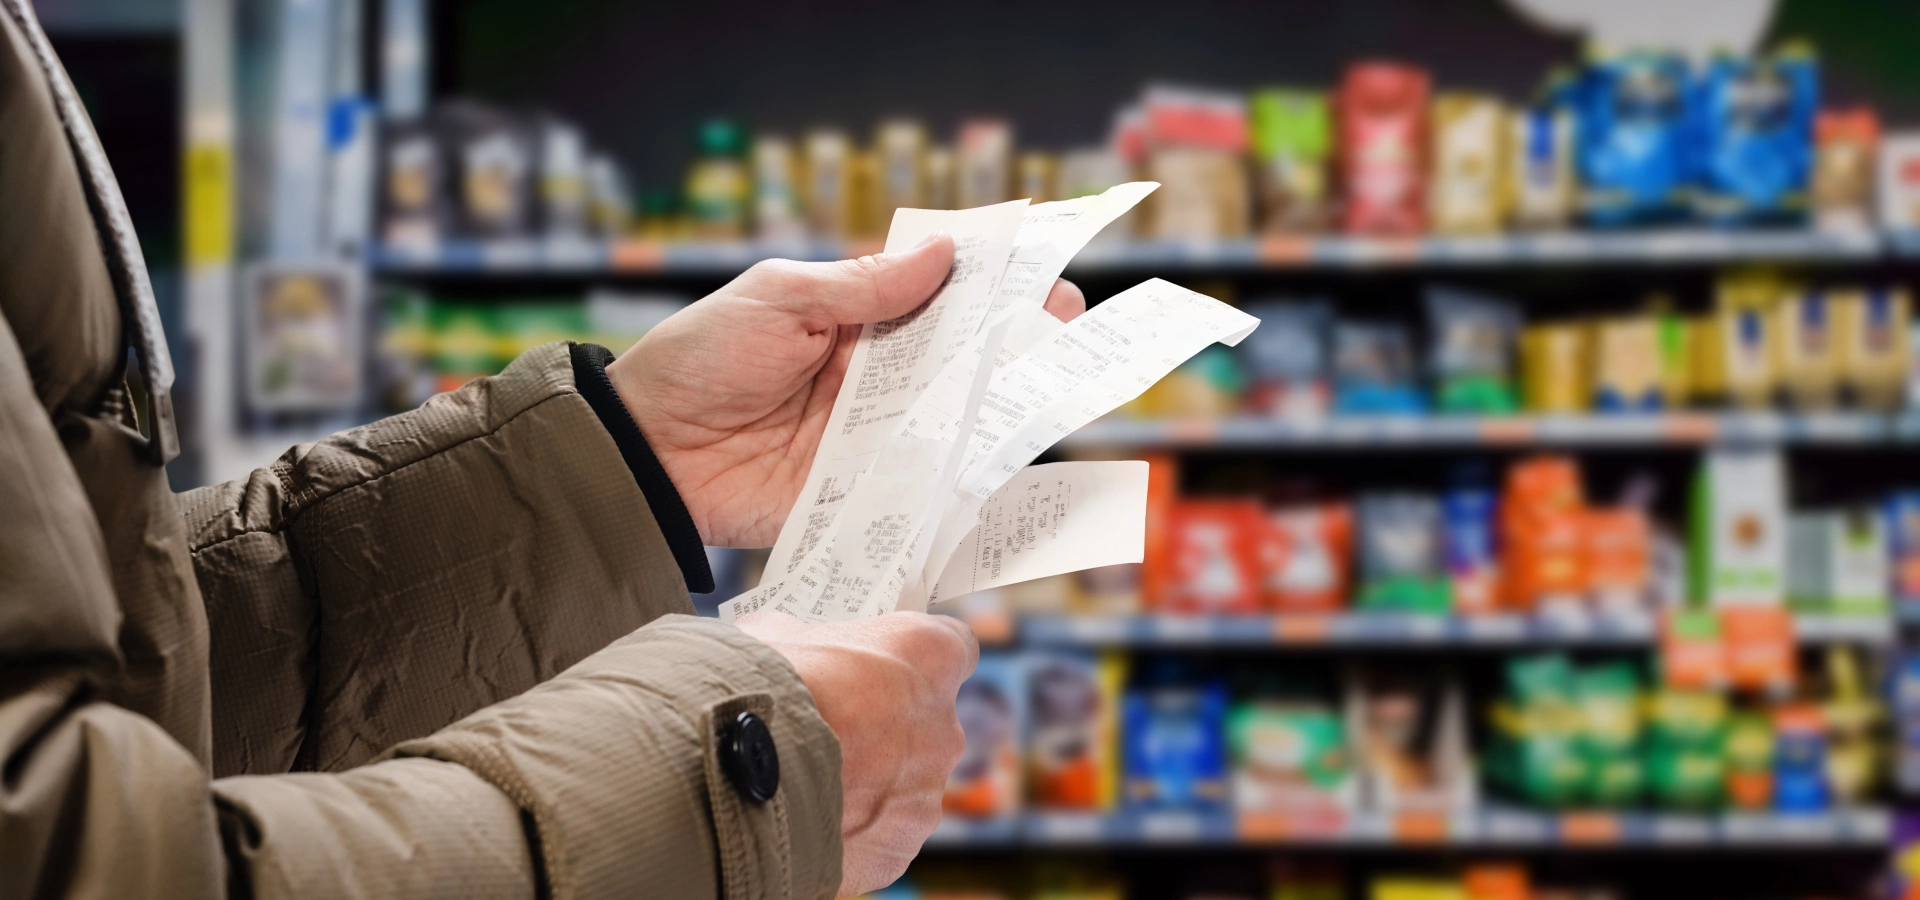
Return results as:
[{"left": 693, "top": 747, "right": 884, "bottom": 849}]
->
[
  {"left": 924, "top": 807, "right": 1892, "bottom": 849},
  {"left": 1057, "top": 413, "right": 1920, "bottom": 449},
  {"left": 366, "top": 229, "right": 1892, "bottom": 278},
  {"left": 1018, "top": 612, "right": 1893, "bottom": 648}
]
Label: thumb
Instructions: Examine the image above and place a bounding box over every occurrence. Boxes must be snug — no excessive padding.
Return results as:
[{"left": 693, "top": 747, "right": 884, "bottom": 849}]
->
[{"left": 757, "top": 232, "right": 955, "bottom": 329}]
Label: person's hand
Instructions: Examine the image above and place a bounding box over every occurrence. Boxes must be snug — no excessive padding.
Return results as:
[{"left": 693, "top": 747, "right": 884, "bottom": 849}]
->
[
  {"left": 605, "top": 237, "right": 1088, "bottom": 547},
  {"left": 734, "top": 609, "right": 978, "bottom": 897}
]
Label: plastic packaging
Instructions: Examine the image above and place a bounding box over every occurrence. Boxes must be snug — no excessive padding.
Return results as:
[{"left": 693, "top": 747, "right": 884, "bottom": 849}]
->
[
  {"left": 1337, "top": 62, "right": 1430, "bottom": 235},
  {"left": 1334, "top": 321, "right": 1424, "bottom": 414},
  {"left": 1242, "top": 301, "right": 1332, "bottom": 419},
  {"left": 1123, "top": 679, "right": 1230, "bottom": 809},
  {"left": 1690, "top": 47, "right": 1819, "bottom": 226},
  {"left": 945, "top": 655, "right": 1026, "bottom": 817},
  {"left": 1429, "top": 93, "right": 1508, "bottom": 235},
  {"left": 1426, "top": 286, "right": 1520, "bottom": 413},
  {"left": 1574, "top": 52, "right": 1691, "bottom": 227},
  {"left": 1251, "top": 89, "right": 1333, "bottom": 233},
  {"left": 1356, "top": 493, "right": 1449, "bottom": 612}
]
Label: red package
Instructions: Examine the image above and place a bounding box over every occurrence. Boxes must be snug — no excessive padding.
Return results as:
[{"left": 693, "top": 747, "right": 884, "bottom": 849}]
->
[
  {"left": 1260, "top": 503, "right": 1353, "bottom": 611},
  {"left": 1583, "top": 506, "right": 1650, "bottom": 611},
  {"left": 1337, "top": 62, "right": 1429, "bottom": 235},
  {"left": 1140, "top": 453, "right": 1182, "bottom": 605},
  {"left": 1499, "top": 456, "right": 1587, "bottom": 610},
  {"left": 1162, "top": 500, "right": 1265, "bottom": 614}
]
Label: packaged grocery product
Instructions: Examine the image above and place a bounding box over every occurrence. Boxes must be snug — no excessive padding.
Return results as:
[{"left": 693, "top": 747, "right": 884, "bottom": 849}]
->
[
  {"left": 1142, "top": 344, "right": 1245, "bottom": 418},
  {"left": 1824, "top": 646, "right": 1884, "bottom": 804},
  {"left": 1261, "top": 502, "right": 1352, "bottom": 611},
  {"left": 1162, "top": 500, "right": 1266, "bottom": 614},
  {"left": 1348, "top": 665, "right": 1475, "bottom": 810},
  {"left": 1462, "top": 864, "right": 1530, "bottom": 900},
  {"left": 1644, "top": 688, "right": 1728, "bottom": 809},
  {"left": 1425, "top": 286, "right": 1520, "bottom": 414},
  {"left": 439, "top": 102, "right": 536, "bottom": 238},
  {"left": 1774, "top": 288, "right": 1841, "bottom": 409},
  {"left": 1372, "top": 878, "right": 1464, "bottom": 900},
  {"left": 955, "top": 119, "right": 1012, "bottom": 210},
  {"left": 534, "top": 118, "right": 587, "bottom": 237},
  {"left": 1333, "top": 321, "right": 1423, "bottom": 414},
  {"left": 1241, "top": 301, "right": 1332, "bottom": 419},
  {"left": 1813, "top": 108, "right": 1879, "bottom": 232},
  {"left": 1879, "top": 131, "right": 1920, "bottom": 230},
  {"left": 1691, "top": 47, "right": 1819, "bottom": 227},
  {"left": 1898, "top": 651, "right": 1920, "bottom": 795},
  {"left": 1251, "top": 89, "right": 1332, "bottom": 232},
  {"left": 1575, "top": 662, "right": 1644, "bottom": 806},
  {"left": 945, "top": 654, "right": 1025, "bottom": 817},
  {"left": 380, "top": 122, "right": 446, "bottom": 245},
  {"left": 849, "top": 150, "right": 880, "bottom": 238},
  {"left": 924, "top": 146, "right": 956, "bottom": 210},
  {"left": 1355, "top": 493, "right": 1448, "bottom": 612},
  {"left": 1026, "top": 652, "right": 1124, "bottom": 810},
  {"left": 1887, "top": 492, "right": 1920, "bottom": 603},
  {"left": 1691, "top": 449, "right": 1787, "bottom": 608},
  {"left": 1141, "top": 453, "right": 1182, "bottom": 606},
  {"left": 1143, "top": 86, "right": 1251, "bottom": 240},
  {"left": 803, "top": 129, "right": 853, "bottom": 239},
  {"left": 1337, "top": 62, "right": 1430, "bottom": 235},
  {"left": 1229, "top": 695, "right": 1353, "bottom": 812},
  {"left": 1715, "top": 271, "right": 1785, "bottom": 409},
  {"left": 1583, "top": 506, "right": 1650, "bottom": 613},
  {"left": 752, "top": 135, "right": 804, "bottom": 241},
  {"left": 1655, "top": 310, "right": 1694, "bottom": 408},
  {"left": 1016, "top": 152, "right": 1056, "bottom": 203},
  {"left": 1486, "top": 654, "right": 1587, "bottom": 807},
  {"left": 1123, "top": 678, "right": 1230, "bottom": 808},
  {"left": 1442, "top": 481, "right": 1500, "bottom": 615},
  {"left": 1839, "top": 286, "right": 1912, "bottom": 410},
  {"left": 1788, "top": 508, "right": 1890, "bottom": 612},
  {"left": 1723, "top": 710, "right": 1776, "bottom": 809},
  {"left": 1429, "top": 93, "right": 1508, "bottom": 235},
  {"left": 1500, "top": 457, "right": 1586, "bottom": 612},
  {"left": 584, "top": 154, "right": 633, "bottom": 237},
  {"left": 1591, "top": 316, "right": 1663, "bottom": 412},
  {"left": 685, "top": 118, "right": 750, "bottom": 240},
  {"left": 1507, "top": 103, "right": 1576, "bottom": 230},
  {"left": 1573, "top": 51, "right": 1691, "bottom": 227},
  {"left": 1772, "top": 704, "right": 1829, "bottom": 812},
  {"left": 243, "top": 266, "right": 364, "bottom": 413},
  {"left": 1520, "top": 324, "right": 1589, "bottom": 414},
  {"left": 874, "top": 119, "right": 927, "bottom": 226}
]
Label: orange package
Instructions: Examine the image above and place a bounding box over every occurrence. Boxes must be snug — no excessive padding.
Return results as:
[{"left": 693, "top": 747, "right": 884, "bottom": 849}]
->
[
  {"left": 1500, "top": 456, "right": 1587, "bottom": 610},
  {"left": 1162, "top": 500, "right": 1266, "bottom": 614},
  {"left": 1584, "top": 506, "right": 1651, "bottom": 612},
  {"left": 1261, "top": 502, "right": 1354, "bottom": 611},
  {"left": 1464, "top": 863, "right": 1532, "bottom": 900},
  {"left": 1140, "top": 453, "right": 1182, "bottom": 605}
]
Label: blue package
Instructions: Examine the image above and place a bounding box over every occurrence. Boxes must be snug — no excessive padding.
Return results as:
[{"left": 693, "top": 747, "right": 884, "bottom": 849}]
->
[
  {"left": 1442, "top": 486, "right": 1498, "bottom": 607},
  {"left": 1332, "top": 321, "right": 1425, "bottom": 414},
  {"left": 1575, "top": 52, "right": 1693, "bottom": 227},
  {"left": 1772, "top": 710, "right": 1830, "bottom": 813},
  {"left": 1122, "top": 682, "right": 1229, "bottom": 809},
  {"left": 1691, "top": 47, "right": 1818, "bottom": 226},
  {"left": 1887, "top": 492, "right": 1920, "bottom": 604}
]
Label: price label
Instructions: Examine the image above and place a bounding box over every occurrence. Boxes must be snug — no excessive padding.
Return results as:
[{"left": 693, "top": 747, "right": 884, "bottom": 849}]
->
[
  {"left": 1559, "top": 812, "right": 1621, "bottom": 844},
  {"left": 1392, "top": 810, "right": 1448, "bottom": 844},
  {"left": 1274, "top": 615, "right": 1333, "bottom": 643},
  {"left": 610, "top": 239, "right": 665, "bottom": 271}
]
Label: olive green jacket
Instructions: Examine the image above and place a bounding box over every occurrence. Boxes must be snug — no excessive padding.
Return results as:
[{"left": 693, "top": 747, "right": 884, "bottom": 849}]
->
[{"left": 0, "top": 3, "right": 840, "bottom": 897}]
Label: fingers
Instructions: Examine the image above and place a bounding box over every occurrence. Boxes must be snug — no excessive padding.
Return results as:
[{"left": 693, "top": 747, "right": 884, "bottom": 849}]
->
[
  {"left": 884, "top": 611, "right": 979, "bottom": 691},
  {"left": 1043, "top": 277, "right": 1087, "bottom": 323},
  {"left": 752, "top": 233, "right": 956, "bottom": 331}
]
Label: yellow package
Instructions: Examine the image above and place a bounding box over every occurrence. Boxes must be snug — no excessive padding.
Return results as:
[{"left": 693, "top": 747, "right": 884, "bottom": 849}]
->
[
  {"left": 1430, "top": 93, "right": 1508, "bottom": 235},
  {"left": 1373, "top": 877, "right": 1467, "bottom": 900},
  {"left": 1522, "top": 324, "right": 1589, "bottom": 413},
  {"left": 849, "top": 151, "right": 880, "bottom": 239},
  {"left": 1592, "top": 315, "right": 1664, "bottom": 411},
  {"left": 802, "top": 129, "right": 852, "bottom": 239},
  {"left": 925, "top": 146, "right": 956, "bottom": 210},
  {"left": 1839, "top": 286, "right": 1913, "bottom": 410},
  {"left": 1017, "top": 152, "right": 1057, "bottom": 202},
  {"left": 873, "top": 120, "right": 926, "bottom": 229},
  {"left": 1715, "top": 272, "right": 1785, "bottom": 409},
  {"left": 1776, "top": 289, "right": 1843, "bottom": 409},
  {"left": 1689, "top": 314, "right": 1727, "bottom": 403}
]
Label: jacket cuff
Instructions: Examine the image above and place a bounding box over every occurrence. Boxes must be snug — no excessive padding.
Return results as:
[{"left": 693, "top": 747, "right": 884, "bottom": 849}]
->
[
  {"left": 386, "top": 615, "right": 843, "bottom": 900},
  {"left": 569, "top": 342, "right": 713, "bottom": 594}
]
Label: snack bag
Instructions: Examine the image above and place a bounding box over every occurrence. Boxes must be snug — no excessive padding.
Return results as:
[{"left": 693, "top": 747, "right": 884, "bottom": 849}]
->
[
  {"left": 1425, "top": 286, "right": 1520, "bottom": 414},
  {"left": 1645, "top": 688, "right": 1728, "bottom": 809},
  {"left": 1251, "top": 89, "right": 1332, "bottom": 232},
  {"left": 1724, "top": 710, "right": 1776, "bottom": 809},
  {"left": 1261, "top": 502, "right": 1353, "bottom": 611},
  {"left": 1143, "top": 86, "right": 1252, "bottom": 240},
  {"left": 1500, "top": 456, "right": 1587, "bottom": 612},
  {"left": 1429, "top": 93, "right": 1508, "bottom": 235},
  {"left": 1584, "top": 506, "right": 1651, "bottom": 613},
  {"left": 1229, "top": 697, "right": 1352, "bottom": 812},
  {"left": 1776, "top": 288, "right": 1842, "bottom": 409},
  {"left": 1576, "top": 661, "right": 1645, "bottom": 806},
  {"left": 1813, "top": 108, "right": 1879, "bottom": 232},
  {"left": 1123, "top": 680, "right": 1230, "bottom": 809},
  {"left": 1574, "top": 51, "right": 1691, "bottom": 227},
  {"left": 1242, "top": 301, "right": 1333, "bottom": 419},
  {"left": 1027, "top": 652, "right": 1124, "bottom": 810},
  {"left": 1337, "top": 62, "right": 1430, "bottom": 235},
  {"left": 1443, "top": 482, "right": 1500, "bottom": 615},
  {"left": 1508, "top": 102, "right": 1576, "bottom": 230},
  {"left": 945, "top": 655, "right": 1025, "bottom": 817},
  {"left": 1164, "top": 501, "right": 1266, "bottom": 614},
  {"left": 1772, "top": 704, "right": 1829, "bottom": 812},
  {"left": 1356, "top": 493, "right": 1448, "bottom": 612},
  {"left": 1839, "top": 286, "right": 1912, "bottom": 410},
  {"left": 440, "top": 101, "right": 537, "bottom": 238},
  {"left": 1333, "top": 321, "right": 1423, "bottom": 414},
  {"left": 1691, "top": 46, "right": 1819, "bottom": 226}
]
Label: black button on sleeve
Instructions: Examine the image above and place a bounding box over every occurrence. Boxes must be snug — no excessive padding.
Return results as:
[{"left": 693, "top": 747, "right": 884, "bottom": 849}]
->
[{"left": 721, "top": 711, "right": 780, "bottom": 803}]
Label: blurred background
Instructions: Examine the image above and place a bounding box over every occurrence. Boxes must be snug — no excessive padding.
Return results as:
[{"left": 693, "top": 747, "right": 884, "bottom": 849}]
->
[{"left": 43, "top": 0, "right": 1920, "bottom": 897}]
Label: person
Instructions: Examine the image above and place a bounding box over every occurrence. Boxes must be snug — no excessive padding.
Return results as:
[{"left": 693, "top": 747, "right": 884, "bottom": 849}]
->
[{"left": 0, "top": 2, "right": 1086, "bottom": 897}]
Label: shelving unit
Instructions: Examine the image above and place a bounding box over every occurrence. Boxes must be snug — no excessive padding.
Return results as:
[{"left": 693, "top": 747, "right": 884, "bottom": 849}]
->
[{"left": 1016, "top": 612, "right": 1895, "bottom": 649}]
